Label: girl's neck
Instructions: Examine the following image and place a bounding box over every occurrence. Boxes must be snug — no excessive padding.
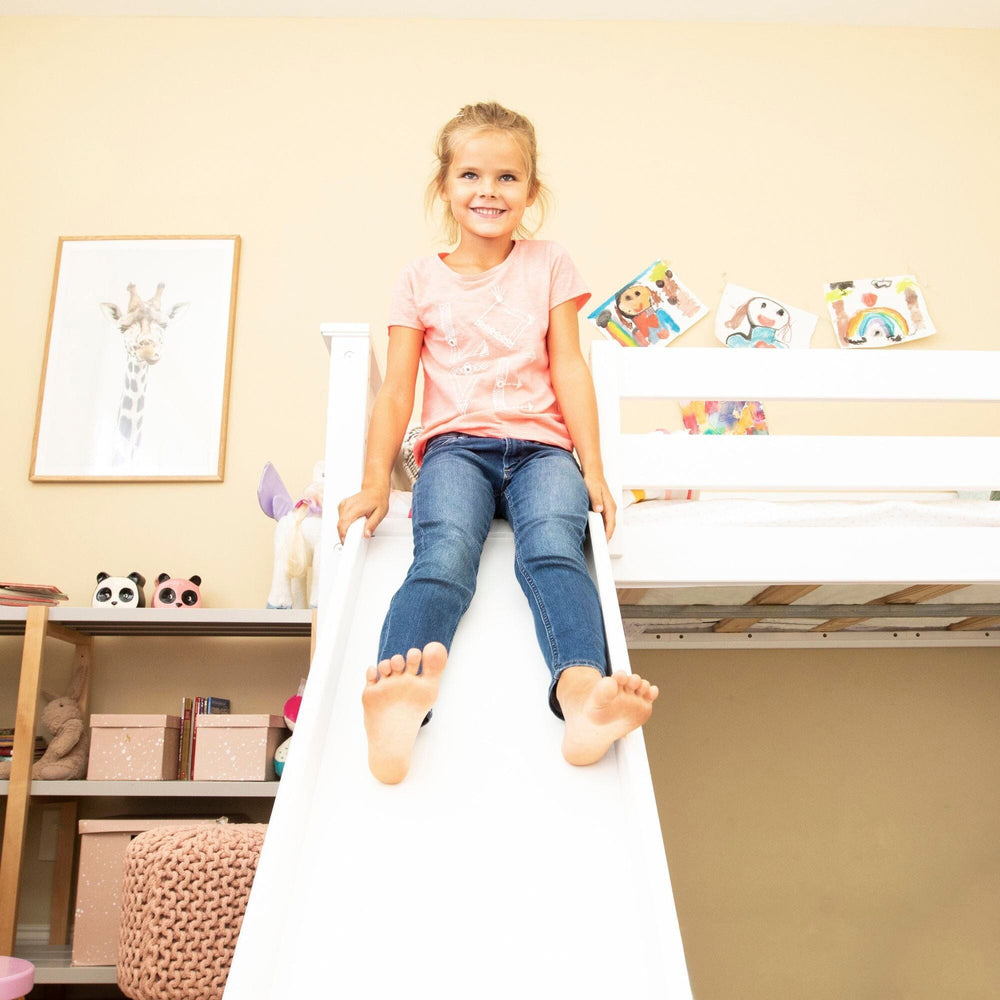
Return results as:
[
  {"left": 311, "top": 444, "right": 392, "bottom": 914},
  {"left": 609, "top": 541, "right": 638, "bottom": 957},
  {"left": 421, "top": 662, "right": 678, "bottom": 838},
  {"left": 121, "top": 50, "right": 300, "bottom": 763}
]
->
[{"left": 441, "top": 235, "right": 517, "bottom": 275}]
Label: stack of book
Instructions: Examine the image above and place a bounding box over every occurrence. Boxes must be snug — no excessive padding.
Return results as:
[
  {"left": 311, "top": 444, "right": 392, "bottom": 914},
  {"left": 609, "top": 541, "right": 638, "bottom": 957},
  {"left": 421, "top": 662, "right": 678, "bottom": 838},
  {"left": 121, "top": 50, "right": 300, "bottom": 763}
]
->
[
  {"left": 0, "top": 728, "right": 48, "bottom": 767},
  {"left": 0, "top": 581, "right": 69, "bottom": 607},
  {"left": 178, "top": 696, "right": 231, "bottom": 780}
]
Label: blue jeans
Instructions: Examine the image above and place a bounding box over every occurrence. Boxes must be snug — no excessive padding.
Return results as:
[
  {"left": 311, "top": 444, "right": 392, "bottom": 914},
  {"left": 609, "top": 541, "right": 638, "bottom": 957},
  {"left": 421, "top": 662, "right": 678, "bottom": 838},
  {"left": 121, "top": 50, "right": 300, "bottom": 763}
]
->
[{"left": 378, "top": 434, "right": 608, "bottom": 719}]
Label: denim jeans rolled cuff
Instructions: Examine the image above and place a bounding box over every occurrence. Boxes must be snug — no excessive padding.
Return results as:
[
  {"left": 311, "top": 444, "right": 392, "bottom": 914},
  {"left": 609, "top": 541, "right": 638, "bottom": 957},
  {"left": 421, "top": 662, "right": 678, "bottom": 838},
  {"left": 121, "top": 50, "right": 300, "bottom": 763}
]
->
[{"left": 548, "top": 660, "right": 609, "bottom": 721}]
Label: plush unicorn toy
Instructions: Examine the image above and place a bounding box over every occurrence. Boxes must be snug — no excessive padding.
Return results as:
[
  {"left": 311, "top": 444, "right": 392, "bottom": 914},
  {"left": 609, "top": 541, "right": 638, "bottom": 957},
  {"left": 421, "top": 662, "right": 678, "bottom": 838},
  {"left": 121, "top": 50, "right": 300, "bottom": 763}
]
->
[{"left": 259, "top": 461, "right": 324, "bottom": 609}]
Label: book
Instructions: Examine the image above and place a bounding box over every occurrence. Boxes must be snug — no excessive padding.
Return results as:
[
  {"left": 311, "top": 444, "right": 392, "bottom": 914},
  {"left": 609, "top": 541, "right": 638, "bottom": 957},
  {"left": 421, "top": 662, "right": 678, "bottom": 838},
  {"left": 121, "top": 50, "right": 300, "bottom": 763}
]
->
[
  {"left": 0, "top": 596, "right": 60, "bottom": 607},
  {"left": 177, "top": 698, "right": 194, "bottom": 780},
  {"left": 0, "top": 728, "right": 49, "bottom": 762},
  {"left": 0, "top": 582, "right": 69, "bottom": 602},
  {"left": 185, "top": 696, "right": 231, "bottom": 780}
]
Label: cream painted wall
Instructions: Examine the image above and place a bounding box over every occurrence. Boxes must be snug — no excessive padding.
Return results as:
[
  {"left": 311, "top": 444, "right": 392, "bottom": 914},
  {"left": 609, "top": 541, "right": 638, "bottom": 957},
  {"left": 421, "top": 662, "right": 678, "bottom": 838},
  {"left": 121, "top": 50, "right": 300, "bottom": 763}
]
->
[{"left": 0, "top": 16, "right": 998, "bottom": 998}]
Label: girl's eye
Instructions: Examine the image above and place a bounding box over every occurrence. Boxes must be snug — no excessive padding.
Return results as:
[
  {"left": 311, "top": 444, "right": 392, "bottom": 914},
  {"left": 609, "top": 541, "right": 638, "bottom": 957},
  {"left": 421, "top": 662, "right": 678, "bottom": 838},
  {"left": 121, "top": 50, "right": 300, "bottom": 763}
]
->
[
  {"left": 500, "top": 174, "right": 516, "bottom": 182},
  {"left": 460, "top": 171, "right": 477, "bottom": 180}
]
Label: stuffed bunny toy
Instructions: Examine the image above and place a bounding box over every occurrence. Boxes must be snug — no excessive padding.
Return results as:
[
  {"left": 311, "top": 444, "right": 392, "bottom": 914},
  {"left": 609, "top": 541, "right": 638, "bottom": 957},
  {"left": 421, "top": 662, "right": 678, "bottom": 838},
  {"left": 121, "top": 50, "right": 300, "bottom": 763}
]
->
[{"left": 0, "top": 660, "right": 90, "bottom": 780}]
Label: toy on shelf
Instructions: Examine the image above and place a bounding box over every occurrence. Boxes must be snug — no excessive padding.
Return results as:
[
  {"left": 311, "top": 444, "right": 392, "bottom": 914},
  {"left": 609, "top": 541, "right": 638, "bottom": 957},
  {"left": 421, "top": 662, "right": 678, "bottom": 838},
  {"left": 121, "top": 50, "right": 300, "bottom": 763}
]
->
[
  {"left": 0, "top": 659, "right": 89, "bottom": 780},
  {"left": 152, "top": 574, "right": 203, "bottom": 608},
  {"left": 258, "top": 461, "right": 324, "bottom": 609},
  {"left": 92, "top": 572, "right": 147, "bottom": 608},
  {"left": 273, "top": 680, "right": 305, "bottom": 778}
]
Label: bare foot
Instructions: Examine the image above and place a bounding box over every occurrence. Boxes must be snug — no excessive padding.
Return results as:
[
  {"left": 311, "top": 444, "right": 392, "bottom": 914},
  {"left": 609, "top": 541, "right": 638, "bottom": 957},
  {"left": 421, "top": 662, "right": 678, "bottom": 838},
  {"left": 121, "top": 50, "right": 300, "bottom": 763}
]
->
[
  {"left": 558, "top": 668, "right": 658, "bottom": 766},
  {"left": 362, "top": 642, "right": 447, "bottom": 784}
]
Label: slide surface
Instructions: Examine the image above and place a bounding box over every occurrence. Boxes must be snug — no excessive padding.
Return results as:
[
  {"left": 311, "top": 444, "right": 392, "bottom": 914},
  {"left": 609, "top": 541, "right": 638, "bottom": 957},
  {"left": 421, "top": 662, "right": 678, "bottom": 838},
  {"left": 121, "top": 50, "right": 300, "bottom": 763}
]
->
[{"left": 225, "top": 513, "right": 691, "bottom": 998}]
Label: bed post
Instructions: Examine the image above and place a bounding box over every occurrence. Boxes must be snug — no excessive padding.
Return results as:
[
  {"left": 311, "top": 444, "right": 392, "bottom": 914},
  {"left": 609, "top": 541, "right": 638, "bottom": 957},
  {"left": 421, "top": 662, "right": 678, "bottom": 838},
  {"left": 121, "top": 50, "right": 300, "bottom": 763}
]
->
[
  {"left": 589, "top": 339, "right": 624, "bottom": 557},
  {"left": 318, "top": 322, "right": 373, "bottom": 614}
]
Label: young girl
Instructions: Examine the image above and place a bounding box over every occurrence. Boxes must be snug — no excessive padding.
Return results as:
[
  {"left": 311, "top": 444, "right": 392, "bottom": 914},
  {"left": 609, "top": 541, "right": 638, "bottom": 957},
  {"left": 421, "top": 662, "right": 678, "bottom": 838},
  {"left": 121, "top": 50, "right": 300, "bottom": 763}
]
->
[{"left": 337, "top": 101, "right": 658, "bottom": 784}]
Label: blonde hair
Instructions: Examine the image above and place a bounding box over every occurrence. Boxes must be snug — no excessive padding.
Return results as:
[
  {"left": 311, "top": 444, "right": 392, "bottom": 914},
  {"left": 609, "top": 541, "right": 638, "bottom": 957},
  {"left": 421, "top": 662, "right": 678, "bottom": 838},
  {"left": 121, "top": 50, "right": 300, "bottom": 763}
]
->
[{"left": 426, "top": 101, "right": 551, "bottom": 244}]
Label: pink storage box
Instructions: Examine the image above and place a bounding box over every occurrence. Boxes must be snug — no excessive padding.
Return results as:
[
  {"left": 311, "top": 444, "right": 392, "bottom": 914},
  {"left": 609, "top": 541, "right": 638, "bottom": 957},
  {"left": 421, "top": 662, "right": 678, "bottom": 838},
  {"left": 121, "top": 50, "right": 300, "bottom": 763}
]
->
[
  {"left": 72, "top": 818, "right": 218, "bottom": 966},
  {"left": 193, "top": 714, "right": 287, "bottom": 781},
  {"left": 88, "top": 714, "right": 181, "bottom": 781}
]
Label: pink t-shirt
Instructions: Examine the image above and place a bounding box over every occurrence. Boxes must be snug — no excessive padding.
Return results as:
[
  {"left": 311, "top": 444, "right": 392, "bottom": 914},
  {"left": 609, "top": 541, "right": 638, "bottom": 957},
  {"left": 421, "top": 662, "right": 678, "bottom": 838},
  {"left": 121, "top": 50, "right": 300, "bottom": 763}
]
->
[{"left": 388, "top": 240, "right": 590, "bottom": 465}]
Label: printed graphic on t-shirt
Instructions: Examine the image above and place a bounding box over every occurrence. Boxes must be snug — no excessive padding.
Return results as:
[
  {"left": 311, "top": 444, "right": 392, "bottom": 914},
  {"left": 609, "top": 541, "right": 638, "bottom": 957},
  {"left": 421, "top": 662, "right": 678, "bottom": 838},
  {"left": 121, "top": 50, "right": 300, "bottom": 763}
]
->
[
  {"left": 437, "top": 286, "right": 537, "bottom": 419},
  {"left": 474, "top": 286, "right": 534, "bottom": 354}
]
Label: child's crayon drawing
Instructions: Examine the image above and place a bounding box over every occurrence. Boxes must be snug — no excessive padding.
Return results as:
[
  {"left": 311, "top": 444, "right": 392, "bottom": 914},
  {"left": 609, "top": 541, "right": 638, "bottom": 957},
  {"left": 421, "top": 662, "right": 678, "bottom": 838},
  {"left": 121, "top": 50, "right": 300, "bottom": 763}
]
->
[
  {"left": 588, "top": 259, "right": 707, "bottom": 348},
  {"left": 715, "top": 284, "right": 817, "bottom": 350},
  {"left": 825, "top": 275, "right": 935, "bottom": 349},
  {"left": 680, "top": 399, "right": 769, "bottom": 435}
]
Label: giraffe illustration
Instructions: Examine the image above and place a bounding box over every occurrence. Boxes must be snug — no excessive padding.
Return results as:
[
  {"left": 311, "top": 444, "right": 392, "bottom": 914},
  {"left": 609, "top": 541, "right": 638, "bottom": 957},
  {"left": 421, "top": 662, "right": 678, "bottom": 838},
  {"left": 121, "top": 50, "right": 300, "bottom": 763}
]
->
[{"left": 100, "top": 283, "right": 188, "bottom": 467}]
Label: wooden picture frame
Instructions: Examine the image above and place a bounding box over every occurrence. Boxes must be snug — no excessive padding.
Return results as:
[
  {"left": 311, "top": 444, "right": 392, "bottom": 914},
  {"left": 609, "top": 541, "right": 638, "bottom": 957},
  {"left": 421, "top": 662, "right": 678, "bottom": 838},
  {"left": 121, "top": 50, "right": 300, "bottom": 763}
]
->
[{"left": 30, "top": 235, "right": 240, "bottom": 482}]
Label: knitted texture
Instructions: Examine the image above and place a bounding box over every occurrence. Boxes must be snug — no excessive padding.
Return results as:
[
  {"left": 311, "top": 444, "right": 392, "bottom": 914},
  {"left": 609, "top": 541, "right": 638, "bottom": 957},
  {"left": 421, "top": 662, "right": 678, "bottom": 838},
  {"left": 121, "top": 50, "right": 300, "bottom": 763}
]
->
[{"left": 118, "top": 823, "right": 267, "bottom": 1000}]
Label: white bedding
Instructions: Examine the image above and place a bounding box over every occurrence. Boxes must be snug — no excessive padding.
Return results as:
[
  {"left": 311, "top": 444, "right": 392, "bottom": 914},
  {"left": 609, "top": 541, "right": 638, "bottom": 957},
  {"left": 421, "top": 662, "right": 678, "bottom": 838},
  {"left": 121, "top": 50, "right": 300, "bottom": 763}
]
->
[{"left": 623, "top": 496, "right": 1000, "bottom": 530}]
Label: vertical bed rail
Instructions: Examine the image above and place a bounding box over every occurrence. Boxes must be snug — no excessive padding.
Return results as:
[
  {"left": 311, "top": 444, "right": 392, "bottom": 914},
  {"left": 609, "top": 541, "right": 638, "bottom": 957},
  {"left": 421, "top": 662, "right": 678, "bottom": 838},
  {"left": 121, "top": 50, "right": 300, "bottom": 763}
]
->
[{"left": 316, "top": 323, "right": 374, "bottom": 615}]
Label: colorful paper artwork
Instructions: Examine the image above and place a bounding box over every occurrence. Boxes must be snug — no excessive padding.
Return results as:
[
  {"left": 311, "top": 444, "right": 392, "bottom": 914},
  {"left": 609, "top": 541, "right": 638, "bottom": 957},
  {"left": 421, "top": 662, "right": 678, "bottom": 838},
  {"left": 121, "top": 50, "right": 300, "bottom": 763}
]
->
[
  {"left": 825, "top": 276, "right": 935, "bottom": 349},
  {"left": 588, "top": 260, "right": 707, "bottom": 347},
  {"left": 680, "top": 400, "right": 769, "bottom": 435},
  {"left": 715, "top": 284, "right": 817, "bottom": 350}
]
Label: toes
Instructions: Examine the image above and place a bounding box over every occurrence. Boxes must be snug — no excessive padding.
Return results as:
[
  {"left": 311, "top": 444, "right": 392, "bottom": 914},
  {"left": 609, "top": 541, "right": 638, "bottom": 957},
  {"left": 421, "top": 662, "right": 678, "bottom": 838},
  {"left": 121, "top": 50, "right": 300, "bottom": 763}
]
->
[
  {"left": 421, "top": 641, "right": 448, "bottom": 679},
  {"left": 592, "top": 675, "right": 620, "bottom": 709},
  {"left": 638, "top": 679, "right": 651, "bottom": 699},
  {"left": 649, "top": 684, "right": 659, "bottom": 701},
  {"left": 405, "top": 648, "right": 422, "bottom": 675},
  {"left": 375, "top": 659, "right": 391, "bottom": 681},
  {"left": 366, "top": 665, "right": 379, "bottom": 684},
  {"left": 389, "top": 654, "right": 406, "bottom": 675},
  {"left": 625, "top": 674, "right": 642, "bottom": 694}
]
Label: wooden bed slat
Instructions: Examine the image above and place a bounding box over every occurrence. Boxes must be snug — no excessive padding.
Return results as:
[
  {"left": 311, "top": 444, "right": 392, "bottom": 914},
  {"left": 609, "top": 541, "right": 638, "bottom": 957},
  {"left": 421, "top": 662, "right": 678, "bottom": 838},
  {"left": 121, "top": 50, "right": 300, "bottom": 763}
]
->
[
  {"left": 812, "top": 584, "right": 969, "bottom": 632},
  {"left": 713, "top": 584, "right": 820, "bottom": 632},
  {"left": 617, "top": 589, "right": 648, "bottom": 605},
  {"left": 947, "top": 615, "right": 1000, "bottom": 631}
]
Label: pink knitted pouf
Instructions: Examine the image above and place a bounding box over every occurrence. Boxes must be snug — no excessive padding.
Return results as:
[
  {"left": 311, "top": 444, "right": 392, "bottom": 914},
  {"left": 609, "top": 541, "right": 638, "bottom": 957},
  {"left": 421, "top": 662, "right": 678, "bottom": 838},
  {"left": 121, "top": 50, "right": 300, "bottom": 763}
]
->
[{"left": 117, "top": 823, "right": 267, "bottom": 1000}]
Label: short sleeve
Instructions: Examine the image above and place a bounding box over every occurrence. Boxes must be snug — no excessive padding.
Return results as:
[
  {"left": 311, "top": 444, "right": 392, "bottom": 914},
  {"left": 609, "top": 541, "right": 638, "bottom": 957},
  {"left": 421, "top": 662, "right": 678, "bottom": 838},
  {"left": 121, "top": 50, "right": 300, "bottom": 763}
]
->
[
  {"left": 548, "top": 243, "right": 591, "bottom": 314},
  {"left": 387, "top": 264, "right": 423, "bottom": 331}
]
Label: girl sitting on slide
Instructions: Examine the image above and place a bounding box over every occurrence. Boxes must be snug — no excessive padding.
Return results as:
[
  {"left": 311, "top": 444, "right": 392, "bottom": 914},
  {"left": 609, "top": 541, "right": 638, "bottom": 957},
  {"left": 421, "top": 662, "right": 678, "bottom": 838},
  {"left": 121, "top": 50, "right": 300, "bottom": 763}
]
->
[{"left": 337, "top": 101, "right": 658, "bottom": 785}]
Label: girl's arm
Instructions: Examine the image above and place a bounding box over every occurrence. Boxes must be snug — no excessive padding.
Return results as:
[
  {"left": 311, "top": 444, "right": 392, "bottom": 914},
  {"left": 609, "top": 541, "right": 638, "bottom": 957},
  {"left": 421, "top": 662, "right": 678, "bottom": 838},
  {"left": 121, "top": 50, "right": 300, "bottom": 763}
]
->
[
  {"left": 547, "top": 299, "right": 617, "bottom": 540},
  {"left": 336, "top": 326, "right": 423, "bottom": 542}
]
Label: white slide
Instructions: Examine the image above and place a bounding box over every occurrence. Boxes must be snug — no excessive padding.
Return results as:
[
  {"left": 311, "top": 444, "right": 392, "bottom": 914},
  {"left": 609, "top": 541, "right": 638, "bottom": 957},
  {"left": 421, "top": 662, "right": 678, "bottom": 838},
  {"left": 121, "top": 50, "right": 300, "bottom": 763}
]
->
[{"left": 224, "top": 329, "right": 692, "bottom": 999}]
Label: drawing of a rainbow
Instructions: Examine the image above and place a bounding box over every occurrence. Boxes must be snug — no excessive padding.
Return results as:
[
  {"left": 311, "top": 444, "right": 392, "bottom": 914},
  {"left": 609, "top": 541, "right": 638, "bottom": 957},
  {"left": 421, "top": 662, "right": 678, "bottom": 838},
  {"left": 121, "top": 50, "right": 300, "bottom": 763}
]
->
[{"left": 845, "top": 307, "right": 908, "bottom": 343}]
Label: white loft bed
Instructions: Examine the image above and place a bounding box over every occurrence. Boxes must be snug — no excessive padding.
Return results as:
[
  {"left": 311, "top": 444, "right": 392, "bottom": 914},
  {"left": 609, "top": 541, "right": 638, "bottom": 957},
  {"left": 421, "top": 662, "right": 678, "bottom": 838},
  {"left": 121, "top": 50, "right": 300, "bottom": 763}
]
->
[{"left": 588, "top": 341, "right": 1000, "bottom": 651}]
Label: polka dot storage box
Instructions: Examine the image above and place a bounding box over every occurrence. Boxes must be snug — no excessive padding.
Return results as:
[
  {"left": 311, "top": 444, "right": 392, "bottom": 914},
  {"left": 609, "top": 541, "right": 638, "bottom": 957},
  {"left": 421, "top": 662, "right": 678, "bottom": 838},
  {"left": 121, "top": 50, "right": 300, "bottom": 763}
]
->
[
  {"left": 191, "top": 714, "right": 286, "bottom": 781},
  {"left": 88, "top": 715, "right": 181, "bottom": 780}
]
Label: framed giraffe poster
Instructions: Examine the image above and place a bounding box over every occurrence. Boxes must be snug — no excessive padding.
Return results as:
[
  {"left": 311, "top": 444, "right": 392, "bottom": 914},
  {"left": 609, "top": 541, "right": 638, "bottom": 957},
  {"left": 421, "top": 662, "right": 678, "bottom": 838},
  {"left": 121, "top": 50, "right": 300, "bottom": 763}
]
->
[{"left": 30, "top": 235, "right": 240, "bottom": 481}]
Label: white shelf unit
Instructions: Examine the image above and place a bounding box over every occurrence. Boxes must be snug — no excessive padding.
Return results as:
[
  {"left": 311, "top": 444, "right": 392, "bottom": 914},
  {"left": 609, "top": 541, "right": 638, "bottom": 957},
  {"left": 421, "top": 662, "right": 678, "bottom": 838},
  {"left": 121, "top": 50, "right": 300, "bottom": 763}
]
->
[{"left": 0, "top": 605, "right": 313, "bottom": 985}]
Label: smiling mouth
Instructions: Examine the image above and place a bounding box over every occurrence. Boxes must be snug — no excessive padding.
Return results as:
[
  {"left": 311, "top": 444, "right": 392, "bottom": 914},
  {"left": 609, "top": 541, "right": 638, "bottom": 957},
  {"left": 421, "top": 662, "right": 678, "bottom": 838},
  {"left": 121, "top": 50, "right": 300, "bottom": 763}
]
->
[{"left": 472, "top": 207, "right": 506, "bottom": 217}]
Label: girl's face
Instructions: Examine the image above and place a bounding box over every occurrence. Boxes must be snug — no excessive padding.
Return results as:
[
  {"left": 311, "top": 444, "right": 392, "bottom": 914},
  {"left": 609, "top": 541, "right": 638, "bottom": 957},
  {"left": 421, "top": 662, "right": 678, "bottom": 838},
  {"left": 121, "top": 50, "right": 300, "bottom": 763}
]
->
[{"left": 441, "top": 130, "right": 535, "bottom": 247}]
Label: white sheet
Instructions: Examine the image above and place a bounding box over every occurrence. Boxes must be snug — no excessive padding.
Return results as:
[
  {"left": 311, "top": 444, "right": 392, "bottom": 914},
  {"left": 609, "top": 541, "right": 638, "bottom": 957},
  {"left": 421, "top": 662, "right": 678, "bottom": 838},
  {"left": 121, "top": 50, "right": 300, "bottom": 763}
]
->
[{"left": 623, "top": 497, "right": 1000, "bottom": 530}]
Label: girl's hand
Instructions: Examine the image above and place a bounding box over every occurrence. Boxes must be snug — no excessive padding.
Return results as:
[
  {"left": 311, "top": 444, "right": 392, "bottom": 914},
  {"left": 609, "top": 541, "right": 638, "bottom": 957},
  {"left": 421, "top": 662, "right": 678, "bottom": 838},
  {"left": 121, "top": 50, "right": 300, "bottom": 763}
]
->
[
  {"left": 584, "top": 474, "right": 617, "bottom": 540},
  {"left": 337, "top": 487, "right": 390, "bottom": 543}
]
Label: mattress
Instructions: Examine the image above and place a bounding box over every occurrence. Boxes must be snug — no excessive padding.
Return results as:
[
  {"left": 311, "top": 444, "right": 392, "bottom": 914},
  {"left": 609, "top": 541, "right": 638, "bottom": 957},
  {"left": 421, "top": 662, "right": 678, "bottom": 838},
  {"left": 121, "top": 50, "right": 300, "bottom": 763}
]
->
[{"left": 386, "top": 491, "right": 1000, "bottom": 634}]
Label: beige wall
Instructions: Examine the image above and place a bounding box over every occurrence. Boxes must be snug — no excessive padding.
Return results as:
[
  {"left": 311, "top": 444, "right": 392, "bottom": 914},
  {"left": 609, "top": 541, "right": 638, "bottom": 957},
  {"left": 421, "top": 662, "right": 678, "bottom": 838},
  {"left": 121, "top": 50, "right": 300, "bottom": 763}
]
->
[{"left": 1, "top": 16, "right": 998, "bottom": 998}]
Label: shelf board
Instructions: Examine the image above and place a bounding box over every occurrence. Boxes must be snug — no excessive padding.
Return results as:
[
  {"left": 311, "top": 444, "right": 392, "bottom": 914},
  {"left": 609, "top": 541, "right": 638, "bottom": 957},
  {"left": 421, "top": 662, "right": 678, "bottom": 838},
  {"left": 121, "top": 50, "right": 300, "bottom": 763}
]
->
[
  {"left": 0, "top": 606, "right": 314, "bottom": 637},
  {"left": 13, "top": 942, "right": 117, "bottom": 984},
  {"left": 0, "top": 779, "right": 280, "bottom": 797}
]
